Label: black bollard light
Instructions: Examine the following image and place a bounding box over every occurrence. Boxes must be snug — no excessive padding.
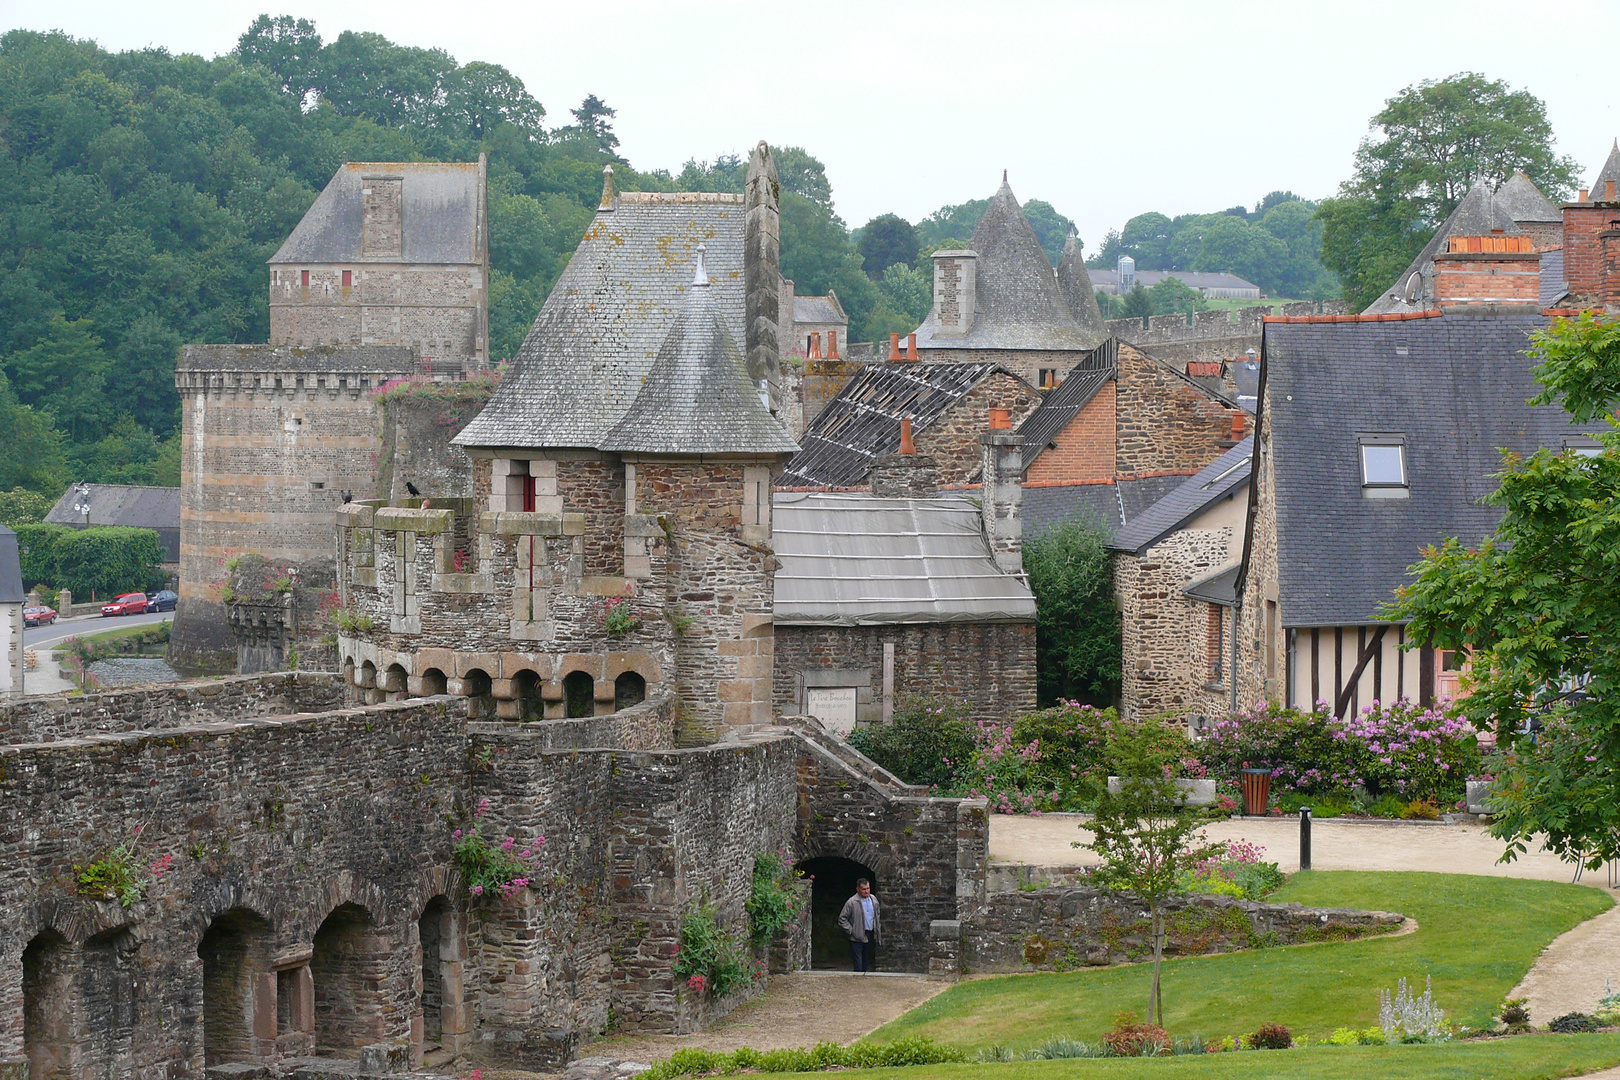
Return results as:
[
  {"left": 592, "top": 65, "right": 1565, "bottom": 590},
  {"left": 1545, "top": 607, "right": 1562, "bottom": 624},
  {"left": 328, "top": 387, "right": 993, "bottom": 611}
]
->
[{"left": 1299, "top": 806, "right": 1313, "bottom": 871}]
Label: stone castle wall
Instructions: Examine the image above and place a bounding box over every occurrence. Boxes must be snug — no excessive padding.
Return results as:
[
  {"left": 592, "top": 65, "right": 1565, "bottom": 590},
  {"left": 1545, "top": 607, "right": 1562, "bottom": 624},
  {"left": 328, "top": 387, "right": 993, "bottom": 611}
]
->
[
  {"left": 269, "top": 264, "right": 486, "bottom": 369},
  {"left": 914, "top": 348, "right": 1086, "bottom": 391},
  {"left": 774, "top": 622, "right": 1037, "bottom": 726},
  {"left": 1103, "top": 300, "right": 1350, "bottom": 368}
]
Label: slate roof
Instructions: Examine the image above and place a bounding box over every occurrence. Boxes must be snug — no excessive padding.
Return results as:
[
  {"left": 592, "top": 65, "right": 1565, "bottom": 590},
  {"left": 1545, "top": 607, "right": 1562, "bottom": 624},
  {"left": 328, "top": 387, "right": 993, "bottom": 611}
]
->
[
  {"left": 793, "top": 294, "right": 846, "bottom": 325},
  {"left": 911, "top": 179, "right": 1094, "bottom": 351},
  {"left": 1589, "top": 139, "right": 1620, "bottom": 197},
  {"left": 1261, "top": 310, "right": 1603, "bottom": 627},
  {"left": 772, "top": 491, "right": 1036, "bottom": 625},
  {"left": 1023, "top": 476, "right": 1187, "bottom": 542},
  {"left": 1184, "top": 563, "right": 1240, "bottom": 606},
  {"left": 46, "top": 484, "right": 182, "bottom": 561},
  {"left": 1014, "top": 341, "right": 1115, "bottom": 473},
  {"left": 779, "top": 362, "right": 1016, "bottom": 488},
  {"left": 1364, "top": 179, "right": 1523, "bottom": 313},
  {"left": 1540, "top": 249, "right": 1568, "bottom": 307},
  {"left": 600, "top": 254, "right": 798, "bottom": 455},
  {"left": 0, "top": 526, "right": 22, "bottom": 603},
  {"left": 1109, "top": 437, "right": 1253, "bottom": 555},
  {"left": 271, "top": 161, "right": 484, "bottom": 265},
  {"left": 1055, "top": 228, "right": 1106, "bottom": 342},
  {"left": 1089, "top": 269, "right": 1262, "bottom": 295},
  {"left": 1495, "top": 171, "right": 1561, "bottom": 222},
  {"left": 455, "top": 192, "right": 747, "bottom": 451}
]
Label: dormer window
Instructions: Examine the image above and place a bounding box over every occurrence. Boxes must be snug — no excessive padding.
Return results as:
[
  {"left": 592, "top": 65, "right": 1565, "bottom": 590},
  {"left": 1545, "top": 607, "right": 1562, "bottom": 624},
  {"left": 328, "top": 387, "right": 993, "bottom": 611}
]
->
[
  {"left": 1359, "top": 435, "right": 1408, "bottom": 499},
  {"left": 1564, "top": 437, "right": 1604, "bottom": 458}
]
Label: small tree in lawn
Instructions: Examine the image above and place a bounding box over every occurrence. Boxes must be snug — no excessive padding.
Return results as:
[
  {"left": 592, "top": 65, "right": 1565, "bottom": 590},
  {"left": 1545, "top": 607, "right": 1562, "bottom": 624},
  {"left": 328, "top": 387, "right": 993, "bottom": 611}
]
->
[{"left": 1079, "top": 723, "right": 1215, "bottom": 1027}]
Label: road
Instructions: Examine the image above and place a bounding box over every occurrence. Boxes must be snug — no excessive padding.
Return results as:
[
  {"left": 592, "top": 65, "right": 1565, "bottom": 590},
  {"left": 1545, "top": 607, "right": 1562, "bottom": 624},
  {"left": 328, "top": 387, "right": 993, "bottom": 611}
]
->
[{"left": 25, "top": 610, "right": 173, "bottom": 648}]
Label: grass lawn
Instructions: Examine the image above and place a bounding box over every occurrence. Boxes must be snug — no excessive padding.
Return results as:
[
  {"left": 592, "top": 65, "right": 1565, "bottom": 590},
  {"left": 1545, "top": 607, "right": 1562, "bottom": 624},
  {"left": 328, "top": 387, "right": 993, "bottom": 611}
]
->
[
  {"left": 814, "top": 1035, "right": 1620, "bottom": 1080},
  {"left": 51, "top": 622, "right": 168, "bottom": 656},
  {"left": 871, "top": 872, "right": 1611, "bottom": 1049}
]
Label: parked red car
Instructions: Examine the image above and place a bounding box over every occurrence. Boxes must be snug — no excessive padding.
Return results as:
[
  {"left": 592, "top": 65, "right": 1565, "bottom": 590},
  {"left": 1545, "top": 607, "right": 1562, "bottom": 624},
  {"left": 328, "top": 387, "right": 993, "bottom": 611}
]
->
[
  {"left": 24, "top": 604, "right": 57, "bottom": 627},
  {"left": 101, "top": 593, "right": 149, "bottom": 617}
]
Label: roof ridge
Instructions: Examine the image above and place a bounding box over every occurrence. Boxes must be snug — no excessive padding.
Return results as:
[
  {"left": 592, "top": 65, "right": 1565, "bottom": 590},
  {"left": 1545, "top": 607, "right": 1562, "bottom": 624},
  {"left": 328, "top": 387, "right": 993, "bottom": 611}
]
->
[{"left": 616, "top": 191, "right": 745, "bottom": 205}]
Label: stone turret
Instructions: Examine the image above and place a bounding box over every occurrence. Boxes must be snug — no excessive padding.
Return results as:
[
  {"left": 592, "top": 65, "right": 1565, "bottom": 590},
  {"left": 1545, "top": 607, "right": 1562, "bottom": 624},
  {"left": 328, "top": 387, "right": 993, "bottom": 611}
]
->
[{"left": 1056, "top": 226, "right": 1106, "bottom": 345}]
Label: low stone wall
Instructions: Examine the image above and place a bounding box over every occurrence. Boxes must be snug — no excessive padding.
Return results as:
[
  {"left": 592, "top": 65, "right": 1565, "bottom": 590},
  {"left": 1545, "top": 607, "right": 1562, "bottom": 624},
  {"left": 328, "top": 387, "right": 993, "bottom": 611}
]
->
[
  {"left": 963, "top": 885, "right": 1403, "bottom": 973},
  {"left": 0, "top": 670, "right": 344, "bottom": 744},
  {"left": 467, "top": 691, "right": 676, "bottom": 752}
]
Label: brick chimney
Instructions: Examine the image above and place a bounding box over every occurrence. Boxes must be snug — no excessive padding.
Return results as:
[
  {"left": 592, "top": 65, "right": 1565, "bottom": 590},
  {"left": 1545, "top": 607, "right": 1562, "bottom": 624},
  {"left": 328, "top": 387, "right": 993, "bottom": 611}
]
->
[
  {"left": 827, "top": 329, "right": 839, "bottom": 360},
  {"left": 980, "top": 410, "right": 1025, "bottom": 576},
  {"left": 1431, "top": 235, "right": 1541, "bottom": 305},
  {"left": 1561, "top": 182, "right": 1620, "bottom": 306},
  {"left": 888, "top": 333, "right": 902, "bottom": 362},
  {"left": 871, "top": 418, "right": 940, "bottom": 497},
  {"left": 931, "top": 249, "right": 978, "bottom": 336}
]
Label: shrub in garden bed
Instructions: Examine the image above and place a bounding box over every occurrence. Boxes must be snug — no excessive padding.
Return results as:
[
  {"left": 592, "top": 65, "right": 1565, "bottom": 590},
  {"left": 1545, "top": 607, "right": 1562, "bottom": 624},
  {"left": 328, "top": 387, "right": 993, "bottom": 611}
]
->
[{"left": 1182, "top": 838, "right": 1285, "bottom": 899}]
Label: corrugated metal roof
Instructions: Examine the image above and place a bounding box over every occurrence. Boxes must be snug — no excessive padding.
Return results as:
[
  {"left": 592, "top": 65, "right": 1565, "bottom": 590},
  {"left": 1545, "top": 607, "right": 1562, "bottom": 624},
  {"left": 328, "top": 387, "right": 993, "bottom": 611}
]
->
[
  {"left": 271, "top": 161, "right": 483, "bottom": 265},
  {"left": 455, "top": 193, "right": 747, "bottom": 451},
  {"left": 772, "top": 491, "right": 1035, "bottom": 625},
  {"left": 1109, "top": 437, "right": 1252, "bottom": 554},
  {"left": 779, "top": 362, "right": 1011, "bottom": 488}
]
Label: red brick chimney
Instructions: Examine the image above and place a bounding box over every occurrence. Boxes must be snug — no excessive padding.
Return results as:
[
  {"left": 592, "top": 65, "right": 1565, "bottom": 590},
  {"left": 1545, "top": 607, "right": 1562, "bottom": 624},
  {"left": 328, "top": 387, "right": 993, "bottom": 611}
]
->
[
  {"left": 1432, "top": 235, "right": 1541, "bottom": 305},
  {"left": 888, "top": 332, "right": 902, "bottom": 362},
  {"left": 827, "top": 329, "right": 839, "bottom": 360},
  {"left": 906, "top": 333, "right": 918, "bottom": 361},
  {"left": 1561, "top": 182, "right": 1620, "bottom": 305},
  {"left": 808, "top": 332, "right": 821, "bottom": 360},
  {"left": 898, "top": 418, "right": 915, "bottom": 454}
]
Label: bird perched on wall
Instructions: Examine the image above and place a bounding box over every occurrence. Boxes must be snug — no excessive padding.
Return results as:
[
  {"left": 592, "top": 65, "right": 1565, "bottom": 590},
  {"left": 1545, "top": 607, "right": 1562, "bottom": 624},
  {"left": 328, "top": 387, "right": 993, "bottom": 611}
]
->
[
  {"left": 341, "top": 491, "right": 352, "bottom": 504},
  {"left": 405, "top": 482, "right": 421, "bottom": 496}
]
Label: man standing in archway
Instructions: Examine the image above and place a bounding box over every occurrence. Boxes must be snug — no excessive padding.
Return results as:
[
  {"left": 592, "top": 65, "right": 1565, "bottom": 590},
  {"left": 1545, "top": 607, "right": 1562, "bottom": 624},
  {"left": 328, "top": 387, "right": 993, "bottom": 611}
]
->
[{"left": 838, "top": 878, "right": 880, "bottom": 973}]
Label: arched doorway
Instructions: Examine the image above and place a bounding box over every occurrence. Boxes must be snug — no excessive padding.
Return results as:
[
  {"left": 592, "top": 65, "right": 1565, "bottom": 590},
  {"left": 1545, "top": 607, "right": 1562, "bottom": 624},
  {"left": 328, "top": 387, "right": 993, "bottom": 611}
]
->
[
  {"left": 23, "top": 930, "right": 72, "bottom": 1080},
  {"left": 81, "top": 928, "right": 137, "bottom": 1076},
  {"left": 794, "top": 856, "right": 879, "bottom": 970},
  {"left": 614, "top": 671, "right": 646, "bottom": 711},
  {"left": 512, "top": 670, "right": 543, "bottom": 721},
  {"left": 418, "top": 668, "right": 448, "bottom": 696},
  {"left": 417, "top": 896, "right": 466, "bottom": 1056},
  {"left": 199, "top": 908, "right": 275, "bottom": 1064},
  {"left": 311, "top": 903, "right": 388, "bottom": 1053},
  {"left": 563, "top": 671, "right": 594, "bottom": 718}
]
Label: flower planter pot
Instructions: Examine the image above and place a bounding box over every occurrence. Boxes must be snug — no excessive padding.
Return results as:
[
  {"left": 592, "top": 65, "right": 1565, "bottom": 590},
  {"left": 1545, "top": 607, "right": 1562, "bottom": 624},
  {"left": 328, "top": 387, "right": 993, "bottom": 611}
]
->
[
  {"left": 1466, "top": 779, "right": 1494, "bottom": 816},
  {"left": 1105, "top": 777, "right": 1218, "bottom": 806},
  {"left": 1240, "top": 768, "right": 1272, "bottom": 816}
]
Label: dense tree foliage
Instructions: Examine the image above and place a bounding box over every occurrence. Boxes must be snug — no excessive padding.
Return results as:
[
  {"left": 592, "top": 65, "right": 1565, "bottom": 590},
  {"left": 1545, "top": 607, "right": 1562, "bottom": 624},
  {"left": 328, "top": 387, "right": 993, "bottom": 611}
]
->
[
  {"left": 1319, "top": 73, "right": 1581, "bottom": 311},
  {"left": 856, "top": 213, "right": 918, "bottom": 278},
  {"left": 1085, "top": 193, "right": 1338, "bottom": 301},
  {"left": 913, "top": 197, "right": 1076, "bottom": 263},
  {"left": 1388, "top": 315, "right": 1619, "bottom": 866},
  {"left": 1024, "top": 520, "right": 1121, "bottom": 707}
]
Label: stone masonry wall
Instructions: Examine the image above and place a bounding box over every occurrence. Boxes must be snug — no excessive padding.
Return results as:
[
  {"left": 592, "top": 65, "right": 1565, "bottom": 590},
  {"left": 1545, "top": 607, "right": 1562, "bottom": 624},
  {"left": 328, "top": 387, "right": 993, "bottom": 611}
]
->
[
  {"left": 375, "top": 385, "right": 494, "bottom": 503},
  {"left": 1115, "top": 343, "right": 1239, "bottom": 478},
  {"left": 0, "top": 696, "right": 466, "bottom": 1073},
  {"left": 774, "top": 622, "right": 1036, "bottom": 727},
  {"left": 966, "top": 885, "right": 1402, "bottom": 973},
  {"left": 0, "top": 671, "right": 343, "bottom": 745},
  {"left": 1103, "top": 301, "right": 1350, "bottom": 369},
  {"left": 269, "top": 263, "right": 486, "bottom": 368},
  {"left": 915, "top": 348, "right": 1089, "bottom": 391},
  {"left": 1114, "top": 528, "right": 1237, "bottom": 723},
  {"left": 915, "top": 373, "right": 1043, "bottom": 487},
  {"left": 559, "top": 458, "right": 627, "bottom": 579}
]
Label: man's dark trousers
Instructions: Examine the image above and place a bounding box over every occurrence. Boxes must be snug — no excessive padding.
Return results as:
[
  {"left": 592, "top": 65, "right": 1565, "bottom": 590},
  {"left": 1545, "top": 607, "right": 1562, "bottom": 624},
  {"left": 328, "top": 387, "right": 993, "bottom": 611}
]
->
[{"left": 850, "top": 938, "right": 874, "bottom": 972}]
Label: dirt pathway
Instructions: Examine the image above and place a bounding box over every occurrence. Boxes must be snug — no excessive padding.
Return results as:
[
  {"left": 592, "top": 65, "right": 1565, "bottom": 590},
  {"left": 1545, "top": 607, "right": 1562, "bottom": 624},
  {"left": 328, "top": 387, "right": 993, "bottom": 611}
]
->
[
  {"left": 1509, "top": 903, "right": 1620, "bottom": 1023},
  {"left": 578, "top": 972, "right": 949, "bottom": 1064}
]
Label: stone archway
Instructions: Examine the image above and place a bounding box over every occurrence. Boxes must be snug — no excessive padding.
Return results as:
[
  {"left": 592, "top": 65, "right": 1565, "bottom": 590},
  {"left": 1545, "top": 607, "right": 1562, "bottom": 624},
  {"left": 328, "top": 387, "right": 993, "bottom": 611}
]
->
[
  {"left": 416, "top": 896, "right": 468, "bottom": 1056},
  {"left": 614, "top": 670, "right": 646, "bottom": 710},
  {"left": 794, "top": 856, "right": 880, "bottom": 970},
  {"left": 23, "top": 929, "right": 73, "bottom": 1080},
  {"left": 198, "top": 908, "right": 275, "bottom": 1064},
  {"left": 311, "top": 902, "right": 389, "bottom": 1053},
  {"left": 563, "top": 670, "right": 594, "bottom": 718}
]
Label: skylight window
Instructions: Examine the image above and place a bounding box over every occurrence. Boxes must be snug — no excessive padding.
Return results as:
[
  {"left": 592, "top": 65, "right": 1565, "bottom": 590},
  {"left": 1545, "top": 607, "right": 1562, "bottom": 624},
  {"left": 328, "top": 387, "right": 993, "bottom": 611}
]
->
[{"left": 1359, "top": 436, "right": 1408, "bottom": 499}]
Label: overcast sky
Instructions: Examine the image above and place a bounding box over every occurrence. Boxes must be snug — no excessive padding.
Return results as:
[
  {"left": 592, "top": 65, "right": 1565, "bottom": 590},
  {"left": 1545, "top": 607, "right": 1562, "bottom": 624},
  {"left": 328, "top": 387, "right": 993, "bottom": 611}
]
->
[{"left": 7, "top": 0, "right": 1618, "bottom": 250}]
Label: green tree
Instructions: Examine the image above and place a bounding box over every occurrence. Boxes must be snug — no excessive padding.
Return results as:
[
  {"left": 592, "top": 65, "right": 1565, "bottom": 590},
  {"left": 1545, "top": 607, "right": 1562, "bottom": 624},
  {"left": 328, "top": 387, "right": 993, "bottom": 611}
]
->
[
  {"left": 1320, "top": 73, "right": 1580, "bottom": 311},
  {"left": 1388, "top": 314, "right": 1620, "bottom": 866},
  {"left": 1118, "top": 282, "right": 1153, "bottom": 321},
  {"left": 774, "top": 146, "right": 832, "bottom": 207},
  {"left": 566, "top": 94, "right": 618, "bottom": 155},
  {"left": 1021, "top": 198, "right": 1077, "bottom": 264},
  {"left": 1087, "top": 228, "right": 1125, "bottom": 270},
  {"left": 0, "top": 488, "right": 54, "bottom": 528},
  {"left": 4, "top": 315, "right": 113, "bottom": 444},
  {"left": 233, "top": 14, "right": 322, "bottom": 99},
  {"left": 1025, "top": 520, "right": 1121, "bottom": 706},
  {"left": 1191, "top": 215, "right": 1287, "bottom": 292},
  {"left": 857, "top": 213, "right": 917, "bottom": 278},
  {"left": 441, "top": 61, "right": 545, "bottom": 140},
  {"left": 1119, "top": 212, "right": 1173, "bottom": 269},
  {"left": 1081, "top": 722, "right": 1215, "bottom": 1026},
  {"left": 1145, "top": 277, "right": 1206, "bottom": 316}
]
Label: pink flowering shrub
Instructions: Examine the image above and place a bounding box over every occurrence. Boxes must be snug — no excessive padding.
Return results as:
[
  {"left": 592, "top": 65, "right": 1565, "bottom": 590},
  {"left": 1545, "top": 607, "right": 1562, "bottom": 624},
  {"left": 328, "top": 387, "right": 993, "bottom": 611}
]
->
[
  {"left": 1198, "top": 699, "right": 1480, "bottom": 804},
  {"left": 1181, "top": 838, "right": 1285, "bottom": 898},
  {"left": 451, "top": 796, "right": 545, "bottom": 902}
]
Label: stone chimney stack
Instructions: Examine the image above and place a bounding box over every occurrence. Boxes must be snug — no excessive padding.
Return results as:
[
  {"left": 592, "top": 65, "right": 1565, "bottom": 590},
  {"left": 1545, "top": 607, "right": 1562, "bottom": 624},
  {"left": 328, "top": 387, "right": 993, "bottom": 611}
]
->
[
  {"left": 980, "top": 409, "right": 1025, "bottom": 576},
  {"left": 745, "top": 141, "right": 782, "bottom": 412},
  {"left": 871, "top": 419, "right": 940, "bottom": 498},
  {"left": 1431, "top": 235, "right": 1541, "bottom": 305},
  {"left": 932, "top": 249, "right": 978, "bottom": 336}
]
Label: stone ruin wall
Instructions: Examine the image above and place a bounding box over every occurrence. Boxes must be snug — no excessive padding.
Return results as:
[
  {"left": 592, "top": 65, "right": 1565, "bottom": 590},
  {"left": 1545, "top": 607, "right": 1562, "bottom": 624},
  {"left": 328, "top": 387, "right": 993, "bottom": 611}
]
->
[
  {"left": 1114, "top": 527, "right": 1237, "bottom": 723},
  {"left": 269, "top": 264, "right": 486, "bottom": 371},
  {"left": 915, "top": 374, "right": 1043, "bottom": 488},
  {"left": 1103, "top": 300, "right": 1351, "bottom": 368}
]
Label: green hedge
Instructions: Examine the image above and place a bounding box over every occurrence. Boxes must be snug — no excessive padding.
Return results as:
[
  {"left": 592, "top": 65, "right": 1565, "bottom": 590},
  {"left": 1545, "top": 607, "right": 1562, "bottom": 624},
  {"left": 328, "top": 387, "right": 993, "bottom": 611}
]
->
[{"left": 15, "top": 524, "right": 165, "bottom": 598}]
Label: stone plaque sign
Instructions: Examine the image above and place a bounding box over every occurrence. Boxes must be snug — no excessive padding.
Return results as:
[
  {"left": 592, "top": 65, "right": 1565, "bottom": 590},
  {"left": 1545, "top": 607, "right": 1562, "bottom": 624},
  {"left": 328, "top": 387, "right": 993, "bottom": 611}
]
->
[{"left": 806, "top": 686, "right": 858, "bottom": 734}]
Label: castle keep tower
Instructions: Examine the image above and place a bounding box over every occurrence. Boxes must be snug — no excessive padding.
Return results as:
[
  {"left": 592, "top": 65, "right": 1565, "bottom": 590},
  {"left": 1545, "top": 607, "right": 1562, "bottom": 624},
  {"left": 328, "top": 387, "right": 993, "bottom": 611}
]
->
[{"left": 171, "top": 160, "right": 489, "bottom": 668}]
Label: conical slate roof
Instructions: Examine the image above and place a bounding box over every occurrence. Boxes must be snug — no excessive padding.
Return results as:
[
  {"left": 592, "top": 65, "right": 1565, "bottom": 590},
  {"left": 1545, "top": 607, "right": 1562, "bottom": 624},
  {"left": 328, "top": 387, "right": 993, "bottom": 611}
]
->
[
  {"left": 1589, "top": 139, "right": 1620, "bottom": 200},
  {"left": 1494, "top": 171, "right": 1560, "bottom": 222},
  {"left": 1364, "top": 178, "right": 1522, "bottom": 313},
  {"left": 912, "top": 177, "right": 1094, "bottom": 351},
  {"left": 1055, "top": 227, "right": 1106, "bottom": 344},
  {"left": 600, "top": 250, "right": 799, "bottom": 455}
]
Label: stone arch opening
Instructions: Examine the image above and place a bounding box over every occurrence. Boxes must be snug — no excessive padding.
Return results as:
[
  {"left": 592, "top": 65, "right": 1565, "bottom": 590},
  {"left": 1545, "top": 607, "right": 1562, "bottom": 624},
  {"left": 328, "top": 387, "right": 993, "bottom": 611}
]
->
[
  {"left": 795, "top": 856, "right": 879, "bottom": 970},
  {"left": 460, "top": 668, "right": 494, "bottom": 719},
  {"left": 23, "top": 929, "right": 73, "bottom": 1080},
  {"left": 383, "top": 662, "right": 409, "bottom": 700},
  {"left": 614, "top": 670, "right": 647, "bottom": 711},
  {"left": 417, "top": 896, "right": 466, "bottom": 1055},
  {"left": 563, "top": 670, "right": 595, "bottom": 718},
  {"left": 418, "top": 667, "right": 448, "bottom": 696},
  {"left": 358, "top": 660, "right": 377, "bottom": 689},
  {"left": 199, "top": 908, "right": 276, "bottom": 1065},
  {"left": 81, "top": 928, "right": 138, "bottom": 1076},
  {"left": 311, "top": 903, "right": 389, "bottom": 1054},
  {"left": 512, "top": 669, "right": 544, "bottom": 720}
]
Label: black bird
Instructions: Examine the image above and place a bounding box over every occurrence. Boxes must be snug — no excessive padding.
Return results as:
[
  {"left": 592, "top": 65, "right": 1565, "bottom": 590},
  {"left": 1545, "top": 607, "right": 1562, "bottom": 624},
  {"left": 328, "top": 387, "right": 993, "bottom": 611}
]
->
[
  {"left": 341, "top": 491, "right": 352, "bottom": 504},
  {"left": 405, "top": 481, "right": 421, "bottom": 496}
]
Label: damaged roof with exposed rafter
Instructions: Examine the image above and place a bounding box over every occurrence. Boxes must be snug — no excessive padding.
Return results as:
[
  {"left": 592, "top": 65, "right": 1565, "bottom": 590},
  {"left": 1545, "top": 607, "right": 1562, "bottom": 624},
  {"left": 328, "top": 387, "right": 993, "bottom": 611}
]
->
[
  {"left": 456, "top": 192, "right": 747, "bottom": 451},
  {"left": 912, "top": 178, "right": 1095, "bottom": 351},
  {"left": 779, "top": 362, "right": 1014, "bottom": 488}
]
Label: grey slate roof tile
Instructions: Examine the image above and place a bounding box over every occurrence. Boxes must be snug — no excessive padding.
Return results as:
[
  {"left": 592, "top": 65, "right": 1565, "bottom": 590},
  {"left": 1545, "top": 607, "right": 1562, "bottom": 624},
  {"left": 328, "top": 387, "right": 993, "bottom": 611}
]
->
[
  {"left": 1588, "top": 139, "right": 1620, "bottom": 197},
  {"left": 912, "top": 179, "right": 1095, "bottom": 351},
  {"left": 1055, "top": 228, "right": 1106, "bottom": 343},
  {"left": 1023, "top": 475, "right": 1185, "bottom": 542},
  {"left": 600, "top": 257, "right": 798, "bottom": 455},
  {"left": 1540, "top": 249, "right": 1568, "bottom": 307},
  {"left": 780, "top": 362, "right": 1014, "bottom": 488},
  {"left": 271, "top": 162, "right": 483, "bottom": 265},
  {"left": 1364, "top": 179, "right": 1526, "bottom": 314},
  {"left": 1495, "top": 171, "right": 1561, "bottom": 222},
  {"left": 1109, "top": 437, "right": 1253, "bottom": 554},
  {"left": 455, "top": 193, "right": 747, "bottom": 451},
  {"left": 1264, "top": 310, "right": 1604, "bottom": 627},
  {"left": 46, "top": 484, "right": 182, "bottom": 561},
  {"left": 793, "top": 295, "right": 846, "bottom": 325}
]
